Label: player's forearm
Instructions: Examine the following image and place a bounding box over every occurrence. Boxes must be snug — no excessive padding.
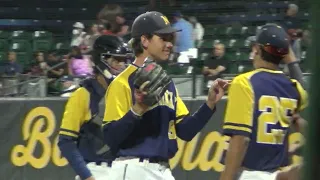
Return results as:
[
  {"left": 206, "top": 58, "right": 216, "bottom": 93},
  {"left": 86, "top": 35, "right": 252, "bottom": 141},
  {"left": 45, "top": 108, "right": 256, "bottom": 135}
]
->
[
  {"left": 220, "top": 135, "right": 249, "bottom": 180},
  {"left": 103, "top": 110, "right": 141, "bottom": 150},
  {"left": 287, "top": 61, "right": 306, "bottom": 89},
  {"left": 58, "top": 136, "right": 92, "bottom": 180},
  {"left": 176, "top": 103, "right": 215, "bottom": 141}
]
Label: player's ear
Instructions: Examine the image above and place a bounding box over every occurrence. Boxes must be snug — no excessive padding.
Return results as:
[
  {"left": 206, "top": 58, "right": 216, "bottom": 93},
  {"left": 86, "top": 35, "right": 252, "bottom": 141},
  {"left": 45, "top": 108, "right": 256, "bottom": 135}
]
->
[{"left": 141, "top": 35, "right": 150, "bottom": 48}]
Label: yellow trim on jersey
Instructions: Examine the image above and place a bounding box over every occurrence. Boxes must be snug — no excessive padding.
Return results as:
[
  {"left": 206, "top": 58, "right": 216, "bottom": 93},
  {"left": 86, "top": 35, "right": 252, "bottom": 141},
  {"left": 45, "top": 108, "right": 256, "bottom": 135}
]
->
[
  {"left": 59, "top": 131, "right": 78, "bottom": 138},
  {"left": 103, "top": 65, "right": 138, "bottom": 123},
  {"left": 290, "top": 79, "right": 308, "bottom": 111},
  {"left": 255, "top": 68, "right": 283, "bottom": 74},
  {"left": 223, "top": 125, "right": 252, "bottom": 133},
  {"left": 224, "top": 70, "right": 256, "bottom": 129},
  {"left": 59, "top": 87, "right": 91, "bottom": 138},
  {"left": 175, "top": 88, "right": 189, "bottom": 124}
]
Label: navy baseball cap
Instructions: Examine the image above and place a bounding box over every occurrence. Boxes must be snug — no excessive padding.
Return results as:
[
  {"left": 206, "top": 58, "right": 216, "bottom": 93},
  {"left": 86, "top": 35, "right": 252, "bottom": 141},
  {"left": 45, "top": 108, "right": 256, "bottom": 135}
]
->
[
  {"left": 131, "top": 11, "right": 181, "bottom": 38},
  {"left": 255, "top": 24, "right": 290, "bottom": 56}
]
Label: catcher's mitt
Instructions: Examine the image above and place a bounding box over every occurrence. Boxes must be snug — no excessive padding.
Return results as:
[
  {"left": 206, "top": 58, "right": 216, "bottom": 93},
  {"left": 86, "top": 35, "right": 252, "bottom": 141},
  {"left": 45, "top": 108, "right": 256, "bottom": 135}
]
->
[{"left": 133, "top": 60, "right": 172, "bottom": 106}]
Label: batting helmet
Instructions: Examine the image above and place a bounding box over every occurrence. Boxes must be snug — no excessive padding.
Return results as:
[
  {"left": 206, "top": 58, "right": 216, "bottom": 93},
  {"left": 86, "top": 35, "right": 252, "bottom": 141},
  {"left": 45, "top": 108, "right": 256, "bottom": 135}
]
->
[{"left": 92, "top": 35, "right": 133, "bottom": 79}]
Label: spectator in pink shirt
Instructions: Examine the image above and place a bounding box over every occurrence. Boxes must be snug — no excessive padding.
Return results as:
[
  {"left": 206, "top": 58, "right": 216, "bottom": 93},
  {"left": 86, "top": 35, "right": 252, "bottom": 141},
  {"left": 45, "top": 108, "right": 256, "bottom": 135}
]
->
[{"left": 68, "top": 46, "right": 93, "bottom": 77}]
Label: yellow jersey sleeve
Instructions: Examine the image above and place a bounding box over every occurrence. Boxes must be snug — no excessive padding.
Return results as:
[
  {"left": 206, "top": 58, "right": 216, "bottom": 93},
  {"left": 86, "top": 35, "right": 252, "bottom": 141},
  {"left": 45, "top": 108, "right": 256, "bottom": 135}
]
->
[
  {"left": 103, "top": 79, "right": 132, "bottom": 124},
  {"left": 59, "top": 88, "right": 90, "bottom": 138},
  {"left": 223, "top": 75, "right": 254, "bottom": 137},
  {"left": 291, "top": 79, "right": 308, "bottom": 111},
  {"left": 175, "top": 89, "right": 189, "bottom": 123}
]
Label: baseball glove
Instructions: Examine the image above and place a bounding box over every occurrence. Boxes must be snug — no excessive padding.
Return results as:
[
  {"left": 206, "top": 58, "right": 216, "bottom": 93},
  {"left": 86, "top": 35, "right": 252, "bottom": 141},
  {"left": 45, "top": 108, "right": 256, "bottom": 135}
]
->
[{"left": 133, "top": 60, "right": 172, "bottom": 106}]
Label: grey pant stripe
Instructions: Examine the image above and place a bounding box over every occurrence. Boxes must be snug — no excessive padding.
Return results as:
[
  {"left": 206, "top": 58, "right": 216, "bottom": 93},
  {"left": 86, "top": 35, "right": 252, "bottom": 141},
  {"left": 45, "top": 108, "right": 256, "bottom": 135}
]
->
[{"left": 123, "top": 164, "right": 128, "bottom": 180}]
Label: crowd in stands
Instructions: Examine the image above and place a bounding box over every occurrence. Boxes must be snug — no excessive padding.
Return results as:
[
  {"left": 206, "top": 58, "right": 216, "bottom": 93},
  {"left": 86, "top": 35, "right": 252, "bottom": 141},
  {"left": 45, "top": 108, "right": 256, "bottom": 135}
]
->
[{"left": 0, "top": 1, "right": 312, "bottom": 97}]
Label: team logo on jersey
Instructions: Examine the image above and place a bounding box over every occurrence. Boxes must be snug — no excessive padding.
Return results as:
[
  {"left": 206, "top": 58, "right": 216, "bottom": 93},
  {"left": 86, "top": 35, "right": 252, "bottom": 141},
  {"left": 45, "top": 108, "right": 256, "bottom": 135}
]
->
[{"left": 161, "top": 16, "right": 170, "bottom": 25}]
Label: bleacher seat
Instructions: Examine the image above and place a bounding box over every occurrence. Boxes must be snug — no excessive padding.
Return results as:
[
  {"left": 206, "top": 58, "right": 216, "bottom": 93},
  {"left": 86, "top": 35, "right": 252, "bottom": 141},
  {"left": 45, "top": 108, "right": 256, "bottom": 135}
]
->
[
  {"left": 15, "top": 52, "right": 31, "bottom": 66},
  {"left": 236, "top": 51, "right": 250, "bottom": 61},
  {"left": 10, "top": 30, "right": 32, "bottom": 40},
  {"left": 32, "top": 31, "right": 53, "bottom": 40},
  {"left": 201, "top": 39, "right": 213, "bottom": 49},
  {"left": 9, "top": 40, "right": 32, "bottom": 66},
  {"left": 33, "top": 40, "right": 52, "bottom": 52},
  {"left": 0, "top": 31, "right": 9, "bottom": 39},
  {"left": 0, "top": 52, "right": 6, "bottom": 62},
  {"left": 10, "top": 40, "right": 31, "bottom": 52},
  {"left": 0, "top": 39, "right": 8, "bottom": 51}
]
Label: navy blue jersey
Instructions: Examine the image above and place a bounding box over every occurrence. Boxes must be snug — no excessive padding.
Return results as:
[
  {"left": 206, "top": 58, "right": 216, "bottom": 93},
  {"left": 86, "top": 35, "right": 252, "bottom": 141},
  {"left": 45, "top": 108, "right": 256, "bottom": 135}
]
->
[
  {"left": 59, "top": 78, "right": 111, "bottom": 162},
  {"left": 103, "top": 64, "right": 190, "bottom": 160},
  {"left": 223, "top": 68, "right": 307, "bottom": 171}
]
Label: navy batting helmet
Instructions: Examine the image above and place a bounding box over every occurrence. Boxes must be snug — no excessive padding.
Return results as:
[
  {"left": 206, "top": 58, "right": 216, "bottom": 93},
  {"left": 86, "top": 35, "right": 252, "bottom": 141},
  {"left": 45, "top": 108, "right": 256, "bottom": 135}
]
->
[{"left": 92, "top": 35, "right": 133, "bottom": 78}]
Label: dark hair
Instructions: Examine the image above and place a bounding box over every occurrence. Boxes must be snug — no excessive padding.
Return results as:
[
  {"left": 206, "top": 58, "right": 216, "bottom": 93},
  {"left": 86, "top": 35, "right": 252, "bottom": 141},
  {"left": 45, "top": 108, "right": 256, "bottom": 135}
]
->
[
  {"left": 260, "top": 47, "right": 283, "bottom": 64},
  {"left": 71, "top": 46, "right": 83, "bottom": 59},
  {"left": 98, "top": 4, "right": 124, "bottom": 33},
  {"left": 33, "top": 51, "right": 44, "bottom": 58},
  {"left": 131, "top": 34, "right": 153, "bottom": 56}
]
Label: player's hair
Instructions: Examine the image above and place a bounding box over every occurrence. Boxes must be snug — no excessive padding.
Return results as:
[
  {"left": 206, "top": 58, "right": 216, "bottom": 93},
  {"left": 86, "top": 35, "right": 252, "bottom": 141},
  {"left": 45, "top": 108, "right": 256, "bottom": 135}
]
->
[
  {"left": 130, "top": 34, "right": 153, "bottom": 56},
  {"left": 260, "top": 46, "right": 283, "bottom": 64}
]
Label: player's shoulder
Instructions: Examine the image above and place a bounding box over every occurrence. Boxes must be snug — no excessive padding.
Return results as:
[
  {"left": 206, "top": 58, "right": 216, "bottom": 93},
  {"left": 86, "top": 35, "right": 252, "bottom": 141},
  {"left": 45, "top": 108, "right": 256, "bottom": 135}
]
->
[
  {"left": 232, "top": 70, "right": 258, "bottom": 85},
  {"left": 71, "top": 86, "right": 90, "bottom": 99},
  {"left": 108, "top": 64, "right": 138, "bottom": 92}
]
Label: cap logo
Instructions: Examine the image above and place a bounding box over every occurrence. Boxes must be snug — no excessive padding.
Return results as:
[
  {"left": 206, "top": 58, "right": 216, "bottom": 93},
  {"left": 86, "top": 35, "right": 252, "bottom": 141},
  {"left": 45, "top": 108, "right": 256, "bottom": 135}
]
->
[{"left": 160, "top": 16, "right": 170, "bottom": 25}]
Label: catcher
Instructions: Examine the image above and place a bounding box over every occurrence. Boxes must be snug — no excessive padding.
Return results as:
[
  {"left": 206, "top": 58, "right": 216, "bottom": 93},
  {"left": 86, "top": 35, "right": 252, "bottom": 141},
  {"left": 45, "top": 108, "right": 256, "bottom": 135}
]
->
[
  {"left": 58, "top": 35, "right": 132, "bottom": 180},
  {"left": 102, "top": 11, "right": 229, "bottom": 180}
]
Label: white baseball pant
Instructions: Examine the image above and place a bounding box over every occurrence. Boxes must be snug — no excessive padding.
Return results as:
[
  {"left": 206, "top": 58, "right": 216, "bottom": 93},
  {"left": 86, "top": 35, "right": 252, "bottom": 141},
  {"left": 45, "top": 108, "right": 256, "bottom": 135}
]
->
[
  {"left": 107, "top": 157, "right": 175, "bottom": 180},
  {"left": 238, "top": 170, "right": 279, "bottom": 180},
  {"left": 75, "top": 162, "right": 111, "bottom": 180}
]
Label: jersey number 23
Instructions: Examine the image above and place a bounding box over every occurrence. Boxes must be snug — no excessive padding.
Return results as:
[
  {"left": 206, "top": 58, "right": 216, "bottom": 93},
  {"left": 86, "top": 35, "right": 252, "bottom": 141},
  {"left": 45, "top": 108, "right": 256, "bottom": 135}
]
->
[{"left": 257, "top": 95, "right": 298, "bottom": 145}]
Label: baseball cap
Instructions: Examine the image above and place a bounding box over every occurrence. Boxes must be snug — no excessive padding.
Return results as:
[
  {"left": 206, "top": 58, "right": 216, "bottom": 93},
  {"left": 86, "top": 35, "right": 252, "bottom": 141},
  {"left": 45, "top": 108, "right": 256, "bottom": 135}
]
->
[
  {"left": 131, "top": 11, "right": 181, "bottom": 38},
  {"left": 255, "top": 24, "right": 290, "bottom": 56}
]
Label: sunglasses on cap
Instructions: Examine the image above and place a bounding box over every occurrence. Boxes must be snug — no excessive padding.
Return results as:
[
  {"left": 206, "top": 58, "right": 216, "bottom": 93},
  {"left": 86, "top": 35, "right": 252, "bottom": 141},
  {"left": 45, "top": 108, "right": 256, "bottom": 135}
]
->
[{"left": 255, "top": 43, "right": 289, "bottom": 56}]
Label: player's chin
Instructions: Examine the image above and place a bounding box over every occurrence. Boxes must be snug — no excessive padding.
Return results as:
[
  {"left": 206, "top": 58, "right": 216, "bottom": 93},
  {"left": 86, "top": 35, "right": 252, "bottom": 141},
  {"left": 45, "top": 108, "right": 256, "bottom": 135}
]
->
[{"left": 158, "top": 54, "right": 170, "bottom": 61}]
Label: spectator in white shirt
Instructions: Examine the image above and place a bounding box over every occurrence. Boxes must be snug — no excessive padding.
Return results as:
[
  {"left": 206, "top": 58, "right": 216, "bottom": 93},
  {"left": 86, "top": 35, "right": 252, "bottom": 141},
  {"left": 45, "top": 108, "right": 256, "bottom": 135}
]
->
[{"left": 188, "top": 16, "right": 204, "bottom": 48}]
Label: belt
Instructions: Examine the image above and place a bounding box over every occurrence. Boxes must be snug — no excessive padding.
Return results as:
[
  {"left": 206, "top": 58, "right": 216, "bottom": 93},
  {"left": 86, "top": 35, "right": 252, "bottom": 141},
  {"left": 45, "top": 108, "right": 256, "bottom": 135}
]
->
[
  {"left": 241, "top": 167, "right": 279, "bottom": 173},
  {"left": 85, "top": 160, "right": 113, "bottom": 167},
  {"left": 115, "top": 156, "right": 170, "bottom": 168},
  {"left": 138, "top": 157, "right": 168, "bottom": 164}
]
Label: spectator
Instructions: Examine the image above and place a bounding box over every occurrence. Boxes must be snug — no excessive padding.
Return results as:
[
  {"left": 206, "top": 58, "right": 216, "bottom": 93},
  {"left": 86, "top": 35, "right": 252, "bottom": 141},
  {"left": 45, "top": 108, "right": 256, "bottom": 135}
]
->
[
  {"left": 1, "top": 51, "right": 23, "bottom": 76},
  {"left": 83, "top": 23, "right": 101, "bottom": 53},
  {"left": 202, "top": 43, "right": 228, "bottom": 91},
  {"left": 97, "top": 4, "right": 129, "bottom": 36},
  {"left": 280, "top": 4, "right": 302, "bottom": 61},
  {"left": 71, "top": 22, "right": 86, "bottom": 47},
  {"left": 188, "top": 16, "right": 204, "bottom": 48},
  {"left": 172, "top": 12, "right": 194, "bottom": 53},
  {"left": 29, "top": 51, "right": 47, "bottom": 76},
  {"left": 68, "top": 46, "right": 93, "bottom": 77},
  {"left": 46, "top": 51, "right": 66, "bottom": 80}
]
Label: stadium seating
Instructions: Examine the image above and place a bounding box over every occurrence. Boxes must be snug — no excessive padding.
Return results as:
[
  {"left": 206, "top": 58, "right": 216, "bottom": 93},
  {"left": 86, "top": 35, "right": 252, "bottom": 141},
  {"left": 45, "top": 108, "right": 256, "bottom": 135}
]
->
[{"left": 0, "top": 0, "right": 310, "bottom": 75}]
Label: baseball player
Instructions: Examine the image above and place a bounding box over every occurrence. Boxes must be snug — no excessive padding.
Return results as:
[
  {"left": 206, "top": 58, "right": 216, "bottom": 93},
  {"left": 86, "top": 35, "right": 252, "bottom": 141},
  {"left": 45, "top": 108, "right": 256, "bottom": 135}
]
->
[
  {"left": 58, "top": 35, "right": 132, "bottom": 180},
  {"left": 102, "top": 11, "right": 229, "bottom": 180},
  {"left": 219, "top": 24, "right": 308, "bottom": 180}
]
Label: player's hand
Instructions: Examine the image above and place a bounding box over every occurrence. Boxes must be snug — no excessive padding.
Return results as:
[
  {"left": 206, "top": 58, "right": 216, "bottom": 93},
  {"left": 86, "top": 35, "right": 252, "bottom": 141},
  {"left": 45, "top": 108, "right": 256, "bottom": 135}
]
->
[
  {"left": 132, "top": 81, "right": 150, "bottom": 115},
  {"left": 283, "top": 47, "right": 297, "bottom": 64},
  {"left": 206, "top": 78, "right": 230, "bottom": 110}
]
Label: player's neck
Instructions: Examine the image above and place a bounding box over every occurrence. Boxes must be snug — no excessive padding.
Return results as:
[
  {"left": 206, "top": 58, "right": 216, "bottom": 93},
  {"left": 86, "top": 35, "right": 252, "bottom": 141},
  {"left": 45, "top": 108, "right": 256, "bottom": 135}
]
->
[
  {"left": 255, "top": 60, "right": 279, "bottom": 71},
  {"left": 133, "top": 53, "right": 148, "bottom": 67}
]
